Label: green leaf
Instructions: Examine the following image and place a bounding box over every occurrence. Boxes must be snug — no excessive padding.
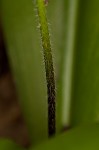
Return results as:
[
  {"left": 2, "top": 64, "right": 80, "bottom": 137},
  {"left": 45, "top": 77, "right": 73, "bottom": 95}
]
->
[
  {"left": 71, "top": 0, "right": 99, "bottom": 126},
  {"left": 30, "top": 123, "right": 99, "bottom": 150},
  {"left": 1, "top": 0, "right": 47, "bottom": 145},
  {"left": 1, "top": 0, "right": 64, "bottom": 145},
  {"left": 0, "top": 139, "right": 24, "bottom": 150},
  {"left": 60, "top": 0, "right": 99, "bottom": 127}
]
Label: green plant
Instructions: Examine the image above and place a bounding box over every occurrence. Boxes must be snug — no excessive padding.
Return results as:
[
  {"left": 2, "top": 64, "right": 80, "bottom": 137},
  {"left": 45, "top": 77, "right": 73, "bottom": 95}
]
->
[
  {"left": 35, "top": 0, "right": 56, "bottom": 136},
  {"left": 1, "top": 0, "right": 99, "bottom": 149}
]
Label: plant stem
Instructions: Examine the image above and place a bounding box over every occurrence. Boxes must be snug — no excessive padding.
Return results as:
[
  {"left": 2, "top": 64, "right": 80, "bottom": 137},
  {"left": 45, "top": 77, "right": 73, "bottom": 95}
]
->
[{"left": 36, "top": 0, "right": 56, "bottom": 137}]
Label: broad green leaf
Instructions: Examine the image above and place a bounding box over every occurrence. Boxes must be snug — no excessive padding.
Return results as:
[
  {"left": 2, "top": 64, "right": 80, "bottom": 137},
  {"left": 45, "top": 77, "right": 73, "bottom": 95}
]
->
[
  {"left": 30, "top": 123, "right": 99, "bottom": 150},
  {"left": 1, "top": 0, "right": 65, "bottom": 145},
  {"left": 60, "top": 0, "right": 99, "bottom": 127},
  {"left": 0, "top": 139, "right": 24, "bottom": 150},
  {"left": 1, "top": 0, "right": 47, "bottom": 145},
  {"left": 71, "top": 0, "right": 99, "bottom": 126}
]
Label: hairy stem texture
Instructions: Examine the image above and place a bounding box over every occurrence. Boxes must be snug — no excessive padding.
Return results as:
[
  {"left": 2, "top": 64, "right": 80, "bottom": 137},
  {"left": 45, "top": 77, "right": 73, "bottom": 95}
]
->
[{"left": 36, "top": 0, "right": 56, "bottom": 136}]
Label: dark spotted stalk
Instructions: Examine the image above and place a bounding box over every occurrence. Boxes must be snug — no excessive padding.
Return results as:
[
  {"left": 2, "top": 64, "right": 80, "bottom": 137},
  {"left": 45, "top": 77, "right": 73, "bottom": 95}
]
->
[{"left": 35, "top": 0, "right": 56, "bottom": 137}]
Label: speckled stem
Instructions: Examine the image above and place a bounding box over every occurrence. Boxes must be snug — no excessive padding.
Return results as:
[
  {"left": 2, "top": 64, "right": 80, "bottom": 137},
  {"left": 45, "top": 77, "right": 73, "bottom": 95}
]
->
[{"left": 36, "top": 0, "right": 56, "bottom": 136}]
